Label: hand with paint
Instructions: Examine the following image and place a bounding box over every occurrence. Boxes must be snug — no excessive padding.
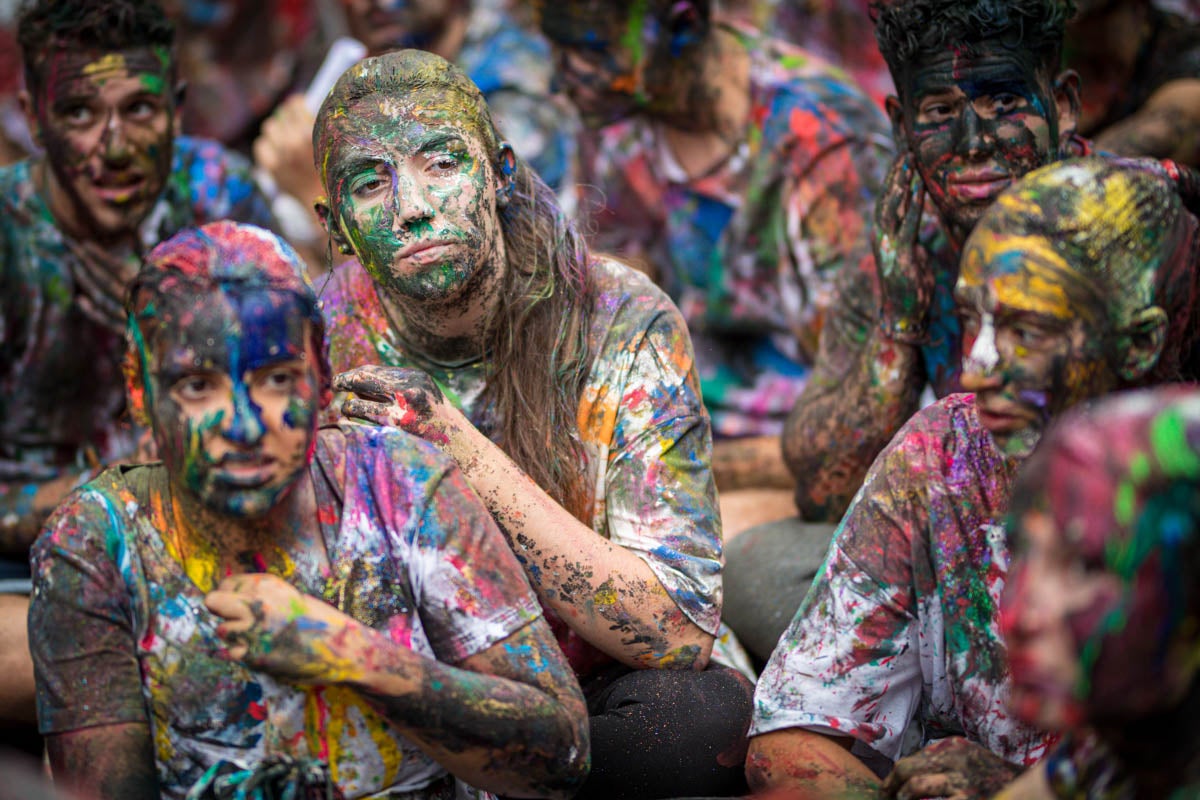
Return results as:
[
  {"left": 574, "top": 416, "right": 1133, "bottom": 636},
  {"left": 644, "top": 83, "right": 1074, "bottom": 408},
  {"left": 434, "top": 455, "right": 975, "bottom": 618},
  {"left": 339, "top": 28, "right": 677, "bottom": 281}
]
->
[
  {"left": 334, "top": 365, "right": 464, "bottom": 450},
  {"left": 206, "top": 573, "right": 370, "bottom": 686},
  {"left": 874, "top": 153, "right": 932, "bottom": 344},
  {"left": 883, "top": 737, "right": 1023, "bottom": 799},
  {"left": 64, "top": 237, "right": 141, "bottom": 333}
]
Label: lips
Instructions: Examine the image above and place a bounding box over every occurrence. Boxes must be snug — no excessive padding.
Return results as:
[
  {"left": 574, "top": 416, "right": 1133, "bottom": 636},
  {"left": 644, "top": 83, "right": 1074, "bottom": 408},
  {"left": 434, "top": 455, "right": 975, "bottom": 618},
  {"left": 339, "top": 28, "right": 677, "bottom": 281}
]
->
[
  {"left": 213, "top": 454, "right": 277, "bottom": 487},
  {"left": 975, "top": 398, "right": 1033, "bottom": 434},
  {"left": 395, "top": 239, "right": 454, "bottom": 263},
  {"left": 948, "top": 168, "right": 1011, "bottom": 202},
  {"left": 89, "top": 173, "right": 147, "bottom": 204}
]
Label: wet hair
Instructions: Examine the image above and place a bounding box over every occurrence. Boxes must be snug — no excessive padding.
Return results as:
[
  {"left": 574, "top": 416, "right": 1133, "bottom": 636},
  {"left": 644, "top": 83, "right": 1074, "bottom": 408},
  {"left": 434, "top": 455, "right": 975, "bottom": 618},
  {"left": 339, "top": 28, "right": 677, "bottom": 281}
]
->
[
  {"left": 871, "top": 0, "right": 1075, "bottom": 84},
  {"left": 17, "top": 0, "right": 176, "bottom": 94},
  {"left": 1011, "top": 386, "right": 1200, "bottom": 669},
  {"left": 126, "top": 221, "right": 332, "bottom": 404},
  {"left": 314, "top": 50, "right": 595, "bottom": 518},
  {"left": 968, "top": 156, "right": 1200, "bottom": 385}
]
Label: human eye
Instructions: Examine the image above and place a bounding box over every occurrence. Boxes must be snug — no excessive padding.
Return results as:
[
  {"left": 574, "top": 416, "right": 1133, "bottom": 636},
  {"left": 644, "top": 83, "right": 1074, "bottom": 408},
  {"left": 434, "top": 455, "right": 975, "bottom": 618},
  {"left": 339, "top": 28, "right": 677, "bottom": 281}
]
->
[
  {"left": 991, "top": 92, "right": 1023, "bottom": 115},
  {"left": 125, "top": 96, "right": 160, "bottom": 121},
  {"left": 171, "top": 373, "right": 220, "bottom": 402},
  {"left": 918, "top": 96, "right": 957, "bottom": 123},
  {"left": 256, "top": 365, "right": 302, "bottom": 394},
  {"left": 349, "top": 168, "right": 388, "bottom": 199},
  {"left": 58, "top": 103, "right": 95, "bottom": 127},
  {"left": 427, "top": 150, "right": 467, "bottom": 175}
]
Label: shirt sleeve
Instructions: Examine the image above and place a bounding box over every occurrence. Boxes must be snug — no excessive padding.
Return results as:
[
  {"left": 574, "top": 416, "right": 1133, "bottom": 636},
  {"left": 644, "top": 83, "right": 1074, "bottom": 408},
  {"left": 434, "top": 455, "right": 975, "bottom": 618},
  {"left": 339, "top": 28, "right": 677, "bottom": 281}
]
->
[
  {"left": 751, "top": 423, "right": 933, "bottom": 761},
  {"left": 601, "top": 302, "right": 723, "bottom": 637},
  {"left": 28, "top": 482, "right": 147, "bottom": 734},
  {"left": 397, "top": 444, "right": 543, "bottom": 664}
]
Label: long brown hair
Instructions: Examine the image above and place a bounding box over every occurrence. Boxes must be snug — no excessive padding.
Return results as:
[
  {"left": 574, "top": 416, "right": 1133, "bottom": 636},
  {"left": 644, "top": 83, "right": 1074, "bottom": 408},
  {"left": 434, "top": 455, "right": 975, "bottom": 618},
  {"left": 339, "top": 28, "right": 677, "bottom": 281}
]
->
[{"left": 314, "top": 50, "right": 595, "bottom": 519}]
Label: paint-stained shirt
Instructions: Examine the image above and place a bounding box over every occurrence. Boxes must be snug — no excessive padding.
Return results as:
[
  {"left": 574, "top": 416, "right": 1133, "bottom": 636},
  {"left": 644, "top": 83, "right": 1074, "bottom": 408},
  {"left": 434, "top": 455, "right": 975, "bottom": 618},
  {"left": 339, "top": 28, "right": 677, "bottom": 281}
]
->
[
  {"left": 0, "top": 137, "right": 275, "bottom": 533},
  {"left": 578, "top": 23, "right": 892, "bottom": 436},
  {"left": 751, "top": 393, "right": 1054, "bottom": 765},
  {"left": 30, "top": 422, "right": 541, "bottom": 800},
  {"left": 322, "top": 257, "right": 744, "bottom": 678}
]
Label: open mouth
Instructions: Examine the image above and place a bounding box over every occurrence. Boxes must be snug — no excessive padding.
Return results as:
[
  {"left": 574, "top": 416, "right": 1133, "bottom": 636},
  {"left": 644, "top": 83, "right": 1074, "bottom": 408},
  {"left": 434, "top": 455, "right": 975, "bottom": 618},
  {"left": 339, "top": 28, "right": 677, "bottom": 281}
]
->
[
  {"left": 213, "top": 455, "right": 277, "bottom": 487},
  {"left": 89, "top": 174, "right": 146, "bottom": 204}
]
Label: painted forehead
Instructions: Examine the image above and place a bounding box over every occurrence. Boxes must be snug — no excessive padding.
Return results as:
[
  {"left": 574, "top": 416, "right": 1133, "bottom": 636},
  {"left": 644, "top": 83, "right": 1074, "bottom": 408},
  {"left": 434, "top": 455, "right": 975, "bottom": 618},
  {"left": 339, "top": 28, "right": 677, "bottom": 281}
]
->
[
  {"left": 958, "top": 231, "right": 1098, "bottom": 322},
  {"left": 903, "top": 41, "right": 1047, "bottom": 96},
  {"left": 38, "top": 46, "right": 171, "bottom": 94}
]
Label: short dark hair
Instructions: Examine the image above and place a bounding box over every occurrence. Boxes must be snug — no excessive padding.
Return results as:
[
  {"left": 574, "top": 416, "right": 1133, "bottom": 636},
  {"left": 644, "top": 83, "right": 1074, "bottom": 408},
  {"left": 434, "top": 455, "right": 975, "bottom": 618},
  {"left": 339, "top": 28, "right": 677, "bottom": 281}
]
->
[
  {"left": 17, "top": 0, "right": 175, "bottom": 92},
  {"left": 871, "top": 0, "right": 1076, "bottom": 85},
  {"left": 538, "top": 0, "right": 712, "bottom": 54}
]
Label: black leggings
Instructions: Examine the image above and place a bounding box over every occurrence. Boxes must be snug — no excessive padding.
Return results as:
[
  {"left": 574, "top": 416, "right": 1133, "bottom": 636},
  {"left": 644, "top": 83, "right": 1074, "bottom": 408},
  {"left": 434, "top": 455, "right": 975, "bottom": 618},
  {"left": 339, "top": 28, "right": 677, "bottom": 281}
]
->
[{"left": 574, "top": 663, "right": 754, "bottom": 800}]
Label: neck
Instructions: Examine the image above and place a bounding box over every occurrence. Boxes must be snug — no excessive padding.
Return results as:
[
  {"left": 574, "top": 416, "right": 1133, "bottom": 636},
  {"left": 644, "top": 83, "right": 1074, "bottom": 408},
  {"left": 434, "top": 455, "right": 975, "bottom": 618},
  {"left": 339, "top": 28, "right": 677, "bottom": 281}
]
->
[
  {"left": 166, "top": 473, "right": 316, "bottom": 588},
  {"left": 656, "top": 27, "right": 752, "bottom": 180},
  {"left": 378, "top": 244, "right": 508, "bottom": 367},
  {"left": 1093, "top": 680, "right": 1200, "bottom": 796}
]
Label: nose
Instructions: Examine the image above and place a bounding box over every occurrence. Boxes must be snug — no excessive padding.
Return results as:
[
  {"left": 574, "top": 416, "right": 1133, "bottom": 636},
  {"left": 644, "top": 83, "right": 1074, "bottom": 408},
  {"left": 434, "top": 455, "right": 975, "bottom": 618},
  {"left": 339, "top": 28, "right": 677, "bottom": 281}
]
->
[
  {"left": 100, "top": 111, "right": 133, "bottom": 166},
  {"left": 222, "top": 381, "right": 266, "bottom": 445},
  {"left": 392, "top": 171, "right": 435, "bottom": 228},
  {"left": 999, "top": 563, "right": 1037, "bottom": 641},
  {"left": 960, "top": 314, "right": 1004, "bottom": 392},
  {"left": 955, "top": 104, "right": 991, "bottom": 159}
]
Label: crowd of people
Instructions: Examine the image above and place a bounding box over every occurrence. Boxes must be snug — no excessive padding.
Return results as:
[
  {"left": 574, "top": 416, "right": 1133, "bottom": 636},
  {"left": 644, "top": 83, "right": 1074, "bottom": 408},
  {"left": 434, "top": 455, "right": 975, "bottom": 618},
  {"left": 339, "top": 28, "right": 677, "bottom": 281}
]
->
[{"left": 1, "top": 0, "right": 1199, "bottom": 799}]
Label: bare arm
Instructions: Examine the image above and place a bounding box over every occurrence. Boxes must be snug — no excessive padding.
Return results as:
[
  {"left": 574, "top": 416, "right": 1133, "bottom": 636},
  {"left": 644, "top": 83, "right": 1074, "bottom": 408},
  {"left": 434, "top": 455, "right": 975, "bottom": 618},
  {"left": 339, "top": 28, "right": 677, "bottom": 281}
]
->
[
  {"left": 335, "top": 366, "right": 715, "bottom": 671},
  {"left": 746, "top": 728, "right": 881, "bottom": 799},
  {"left": 783, "top": 154, "right": 931, "bottom": 522},
  {"left": 1094, "top": 79, "right": 1200, "bottom": 164},
  {"left": 46, "top": 723, "right": 160, "bottom": 800},
  {"left": 208, "top": 573, "right": 589, "bottom": 799}
]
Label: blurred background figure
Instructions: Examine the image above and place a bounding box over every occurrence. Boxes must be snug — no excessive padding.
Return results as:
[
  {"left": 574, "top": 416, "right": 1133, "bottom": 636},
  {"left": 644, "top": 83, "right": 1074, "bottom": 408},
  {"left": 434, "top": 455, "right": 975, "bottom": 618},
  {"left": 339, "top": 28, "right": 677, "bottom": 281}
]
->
[
  {"left": 998, "top": 387, "right": 1200, "bottom": 798},
  {"left": 1066, "top": 0, "right": 1200, "bottom": 164}
]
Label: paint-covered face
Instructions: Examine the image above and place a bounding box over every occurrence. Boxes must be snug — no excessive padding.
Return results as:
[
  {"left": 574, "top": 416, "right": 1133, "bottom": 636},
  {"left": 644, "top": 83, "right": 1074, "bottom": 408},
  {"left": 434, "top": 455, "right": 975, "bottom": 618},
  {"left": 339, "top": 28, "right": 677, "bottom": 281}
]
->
[
  {"left": 139, "top": 288, "right": 320, "bottom": 517},
  {"left": 899, "top": 42, "right": 1066, "bottom": 244},
  {"left": 956, "top": 231, "right": 1117, "bottom": 459},
  {"left": 32, "top": 47, "right": 175, "bottom": 241},
  {"left": 1003, "top": 501, "right": 1184, "bottom": 730},
  {"left": 319, "top": 93, "right": 504, "bottom": 303},
  {"left": 541, "top": 4, "right": 652, "bottom": 128},
  {"left": 340, "top": 0, "right": 457, "bottom": 55}
]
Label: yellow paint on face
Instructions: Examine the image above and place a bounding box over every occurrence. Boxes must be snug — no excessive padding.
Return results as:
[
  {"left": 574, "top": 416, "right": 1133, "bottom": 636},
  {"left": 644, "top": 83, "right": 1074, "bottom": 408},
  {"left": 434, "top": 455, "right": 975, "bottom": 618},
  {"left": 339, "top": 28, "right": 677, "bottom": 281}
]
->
[
  {"left": 960, "top": 231, "right": 1079, "bottom": 321},
  {"left": 81, "top": 52, "right": 128, "bottom": 78}
]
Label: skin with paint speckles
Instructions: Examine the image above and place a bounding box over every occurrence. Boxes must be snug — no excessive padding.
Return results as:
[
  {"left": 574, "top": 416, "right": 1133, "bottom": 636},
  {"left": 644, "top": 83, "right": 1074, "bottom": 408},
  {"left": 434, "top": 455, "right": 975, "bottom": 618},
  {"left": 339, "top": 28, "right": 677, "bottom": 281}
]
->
[
  {"left": 24, "top": 46, "right": 176, "bottom": 243},
  {"left": 30, "top": 222, "right": 589, "bottom": 800},
  {"left": 1002, "top": 389, "right": 1200, "bottom": 797}
]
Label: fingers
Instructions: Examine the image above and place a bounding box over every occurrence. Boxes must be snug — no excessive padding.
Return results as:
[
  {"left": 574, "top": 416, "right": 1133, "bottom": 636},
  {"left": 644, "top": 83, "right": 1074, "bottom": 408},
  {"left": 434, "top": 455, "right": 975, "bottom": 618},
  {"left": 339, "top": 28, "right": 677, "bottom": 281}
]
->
[
  {"left": 893, "top": 773, "right": 961, "bottom": 800},
  {"left": 342, "top": 397, "right": 409, "bottom": 428}
]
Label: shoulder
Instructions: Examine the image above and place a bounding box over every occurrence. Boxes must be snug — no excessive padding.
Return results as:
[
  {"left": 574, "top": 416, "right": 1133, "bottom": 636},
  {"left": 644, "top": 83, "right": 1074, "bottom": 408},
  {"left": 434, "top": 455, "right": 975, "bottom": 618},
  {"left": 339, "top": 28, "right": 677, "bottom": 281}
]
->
[
  {"left": 869, "top": 393, "right": 1005, "bottom": 490},
  {"left": 34, "top": 466, "right": 158, "bottom": 566},
  {"left": 586, "top": 257, "right": 689, "bottom": 342},
  {"left": 329, "top": 421, "right": 462, "bottom": 497}
]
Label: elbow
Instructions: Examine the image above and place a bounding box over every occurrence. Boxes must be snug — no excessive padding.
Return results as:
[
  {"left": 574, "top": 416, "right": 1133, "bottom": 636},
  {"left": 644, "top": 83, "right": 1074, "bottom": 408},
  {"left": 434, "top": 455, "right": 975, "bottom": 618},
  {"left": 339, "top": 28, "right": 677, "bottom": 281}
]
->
[
  {"left": 533, "top": 715, "right": 591, "bottom": 800},
  {"left": 631, "top": 629, "right": 714, "bottom": 671}
]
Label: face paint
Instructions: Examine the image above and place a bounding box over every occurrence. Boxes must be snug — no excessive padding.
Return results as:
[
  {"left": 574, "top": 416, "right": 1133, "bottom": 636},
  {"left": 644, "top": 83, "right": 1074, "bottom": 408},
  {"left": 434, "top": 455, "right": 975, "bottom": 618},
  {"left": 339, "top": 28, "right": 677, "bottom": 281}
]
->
[
  {"left": 340, "top": 0, "right": 456, "bottom": 55},
  {"left": 542, "top": 0, "right": 655, "bottom": 127},
  {"left": 320, "top": 93, "right": 504, "bottom": 304},
  {"left": 33, "top": 46, "right": 175, "bottom": 241},
  {"left": 900, "top": 41, "right": 1062, "bottom": 244},
  {"left": 140, "top": 287, "right": 320, "bottom": 517},
  {"left": 956, "top": 229, "right": 1116, "bottom": 459}
]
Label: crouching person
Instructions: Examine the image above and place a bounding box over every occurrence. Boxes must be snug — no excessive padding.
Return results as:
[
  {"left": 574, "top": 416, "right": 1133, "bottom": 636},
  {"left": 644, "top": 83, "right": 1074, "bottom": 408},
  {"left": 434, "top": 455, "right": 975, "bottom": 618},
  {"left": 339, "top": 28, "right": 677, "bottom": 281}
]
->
[{"left": 27, "top": 221, "right": 589, "bottom": 800}]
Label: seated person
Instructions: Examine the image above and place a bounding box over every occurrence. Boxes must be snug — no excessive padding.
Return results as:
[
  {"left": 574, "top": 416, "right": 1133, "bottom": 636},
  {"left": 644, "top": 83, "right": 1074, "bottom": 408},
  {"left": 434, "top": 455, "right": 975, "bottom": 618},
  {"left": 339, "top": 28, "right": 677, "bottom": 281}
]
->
[
  {"left": 254, "top": 0, "right": 577, "bottom": 272},
  {"left": 0, "top": 0, "right": 276, "bottom": 723},
  {"left": 784, "top": 0, "right": 1087, "bottom": 522},
  {"left": 746, "top": 157, "right": 1200, "bottom": 797},
  {"left": 315, "top": 49, "right": 755, "bottom": 799},
  {"left": 727, "top": 0, "right": 1087, "bottom": 663},
  {"left": 1067, "top": 0, "right": 1200, "bottom": 165},
  {"left": 28, "top": 220, "right": 589, "bottom": 800},
  {"left": 995, "top": 387, "right": 1200, "bottom": 799},
  {"left": 538, "top": 0, "right": 892, "bottom": 524}
]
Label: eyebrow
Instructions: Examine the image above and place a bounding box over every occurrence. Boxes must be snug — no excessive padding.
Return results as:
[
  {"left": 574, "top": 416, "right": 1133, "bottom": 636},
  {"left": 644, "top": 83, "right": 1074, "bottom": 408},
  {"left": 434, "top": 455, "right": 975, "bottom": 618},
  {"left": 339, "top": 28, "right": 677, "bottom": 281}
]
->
[{"left": 413, "top": 132, "right": 468, "bottom": 155}]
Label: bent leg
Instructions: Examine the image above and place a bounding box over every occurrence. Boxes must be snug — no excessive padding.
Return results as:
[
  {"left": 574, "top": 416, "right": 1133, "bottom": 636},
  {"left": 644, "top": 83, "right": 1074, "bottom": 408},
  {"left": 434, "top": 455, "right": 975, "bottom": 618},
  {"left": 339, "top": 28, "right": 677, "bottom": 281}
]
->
[
  {"left": 577, "top": 664, "right": 755, "bottom": 799},
  {"left": 722, "top": 518, "right": 836, "bottom": 664}
]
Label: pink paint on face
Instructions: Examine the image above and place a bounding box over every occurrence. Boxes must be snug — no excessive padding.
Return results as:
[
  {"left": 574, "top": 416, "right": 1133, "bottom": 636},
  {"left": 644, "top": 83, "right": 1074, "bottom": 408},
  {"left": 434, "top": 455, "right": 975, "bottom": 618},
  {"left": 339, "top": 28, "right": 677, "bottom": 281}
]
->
[
  {"left": 33, "top": 46, "right": 175, "bottom": 242},
  {"left": 900, "top": 42, "right": 1067, "bottom": 245}
]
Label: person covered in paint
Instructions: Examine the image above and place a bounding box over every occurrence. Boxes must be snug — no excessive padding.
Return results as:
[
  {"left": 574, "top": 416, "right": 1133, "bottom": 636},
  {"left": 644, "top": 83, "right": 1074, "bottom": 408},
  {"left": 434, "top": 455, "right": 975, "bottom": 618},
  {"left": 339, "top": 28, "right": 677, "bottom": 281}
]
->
[
  {"left": 253, "top": 0, "right": 577, "bottom": 271},
  {"left": 537, "top": 0, "right": 893, "bottom": 524},
  {"left": 28, "top": 220, "right": 590, "bottom": 800},
  {"left": 783, "top": 0, "right": 1087, "bottom": 523},
  {"left": 0, "top": 0, "right": 276, "bottom": 726},
  {"left": 1067, "top": 0, "right": 1200, "bottom": 166},
  {"left": 314, "top": 49, "right": 755, "bottom": 799},
  {"left": 746, "top": 158, "right": 1200, "bottom": 798},
  {"left": 991, "top": 387, "right": 1200, "bottom": 799}
]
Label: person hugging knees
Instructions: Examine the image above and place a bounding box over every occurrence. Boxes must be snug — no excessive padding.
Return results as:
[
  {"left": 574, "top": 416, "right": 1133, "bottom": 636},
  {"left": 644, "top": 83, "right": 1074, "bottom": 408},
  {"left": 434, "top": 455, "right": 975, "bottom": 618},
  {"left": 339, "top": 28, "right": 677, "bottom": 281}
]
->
[
  {"left": 996, "top": 387, "right": 1200, "bottom": 799},
  {"left": 746, "top": 157, "right": 1200, "bottom": 799},
  {"left": 313, "top": 49, "right": 756, "bottom": 799},
  {"left": 27, "top": 221, "right": 589, "bottom": 800}
]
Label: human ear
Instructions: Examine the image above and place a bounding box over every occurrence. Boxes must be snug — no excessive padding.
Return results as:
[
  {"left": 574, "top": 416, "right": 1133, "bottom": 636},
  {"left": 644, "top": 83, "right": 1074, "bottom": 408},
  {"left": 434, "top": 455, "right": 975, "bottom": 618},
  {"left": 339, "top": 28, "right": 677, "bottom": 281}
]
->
[
  {"left": 1118, "top": 305, "right": 1168, "bottom": 383},
  {"left": 124, "top": 331, "right": 152, "bottom": 428},
  {"left": 314, "top": 199, "right": 355, "bottom": 255},
  {"left": 495, "top": 142, "right": 516, "bottom": 207},
  {"left": 886, "top": 94, "right": 908, "bottom": 150},
  {"left": 1053, "top": 70, "right": 1081, "bottom": 153},
  {"left": 18, "top": 90, "right": 41, "bottom": 146}
]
